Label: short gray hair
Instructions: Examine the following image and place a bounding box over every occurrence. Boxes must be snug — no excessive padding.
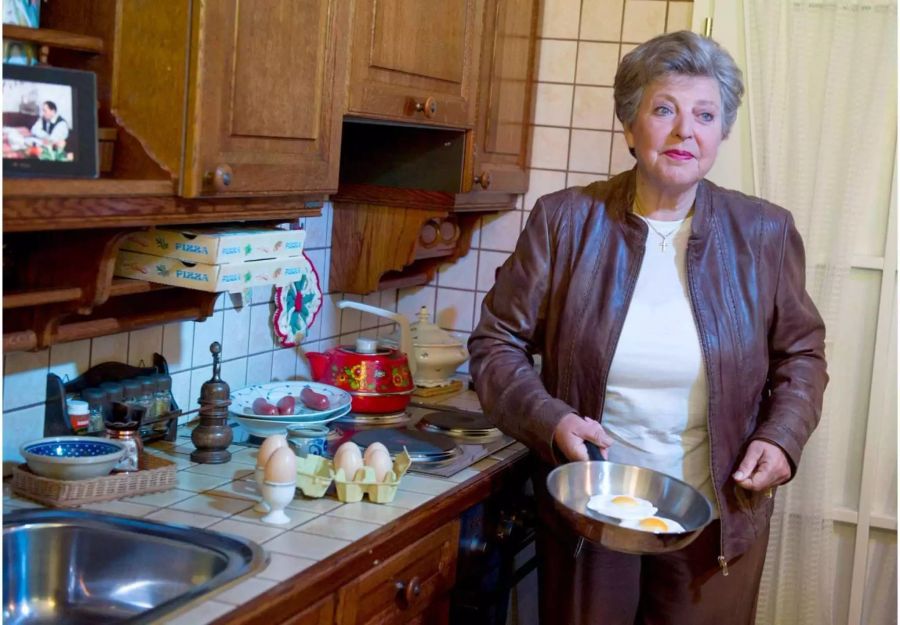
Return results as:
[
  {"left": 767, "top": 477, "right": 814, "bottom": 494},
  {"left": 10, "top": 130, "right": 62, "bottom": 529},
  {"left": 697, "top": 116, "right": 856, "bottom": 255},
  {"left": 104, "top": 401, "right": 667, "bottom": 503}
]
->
[{"left": 614, "top": 31, "right": 744, "bottom": 138}]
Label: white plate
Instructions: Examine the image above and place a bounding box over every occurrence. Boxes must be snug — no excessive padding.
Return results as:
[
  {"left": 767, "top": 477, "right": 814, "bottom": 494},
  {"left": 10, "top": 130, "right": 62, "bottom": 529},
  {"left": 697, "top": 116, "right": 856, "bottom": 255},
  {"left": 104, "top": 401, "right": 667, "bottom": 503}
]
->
[
  {"left": 230, "top": 381, "right": 351, "bottom": 419},
  {"left": 230, "top": 404, "right": 350, "bottom": 437}
]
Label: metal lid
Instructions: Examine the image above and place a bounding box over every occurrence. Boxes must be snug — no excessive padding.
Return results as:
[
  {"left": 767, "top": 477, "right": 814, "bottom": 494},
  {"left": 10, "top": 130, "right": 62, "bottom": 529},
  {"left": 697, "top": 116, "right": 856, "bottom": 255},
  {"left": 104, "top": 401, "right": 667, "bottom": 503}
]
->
[
  {"left": 81, "top": 387, "right": 106, "bottom": 403},
  {"left": 122, "top": 379, "right": 142, "bottom": 395},
  {"left": 152, "top": 373, "right": 172, "bottom": 391},
  {"left": 418, "top": 410, "right": 501, "bottom": 439},
  {"left": 349, "top": 428, "right": 461, "bottom": 464}
]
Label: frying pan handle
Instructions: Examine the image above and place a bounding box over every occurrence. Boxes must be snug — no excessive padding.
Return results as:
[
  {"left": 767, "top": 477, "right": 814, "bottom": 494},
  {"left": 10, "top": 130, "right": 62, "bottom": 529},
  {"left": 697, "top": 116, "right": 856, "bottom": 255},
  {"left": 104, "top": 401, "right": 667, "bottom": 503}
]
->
[{"left": 584, "top": 441, "right": 606, "bottom": 462}]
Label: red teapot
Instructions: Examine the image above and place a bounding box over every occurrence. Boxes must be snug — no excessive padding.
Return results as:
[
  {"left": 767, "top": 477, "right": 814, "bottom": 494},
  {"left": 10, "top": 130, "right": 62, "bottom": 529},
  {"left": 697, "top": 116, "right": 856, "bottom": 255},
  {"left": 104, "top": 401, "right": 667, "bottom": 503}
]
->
[{"left": 306, "top": 301, "right": 416, "bottom": 414}]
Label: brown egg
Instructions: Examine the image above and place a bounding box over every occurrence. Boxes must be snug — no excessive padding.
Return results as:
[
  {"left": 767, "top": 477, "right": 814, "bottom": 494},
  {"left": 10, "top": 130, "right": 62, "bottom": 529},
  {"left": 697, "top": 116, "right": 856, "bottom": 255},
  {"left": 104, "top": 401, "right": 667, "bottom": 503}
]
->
[
  {"left": 333, "top": 442, "right": 363, "bottom": 480},
  {"left": 264, "top": 446, "right": 297, "bottom": 484},
  {"left": 365, "top": 448, "right": 393, "bottom": 482},
  {"left": 257, "top": 434, "right": 287, "bottom": 468}
]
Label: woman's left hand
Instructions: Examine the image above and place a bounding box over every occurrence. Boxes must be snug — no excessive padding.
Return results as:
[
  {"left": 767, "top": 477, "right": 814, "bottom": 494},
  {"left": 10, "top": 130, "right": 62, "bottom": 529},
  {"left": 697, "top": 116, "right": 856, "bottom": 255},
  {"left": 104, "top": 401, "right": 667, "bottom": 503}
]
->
[{"left": 732, "top": 440, "right": 791, "bottom": 491}]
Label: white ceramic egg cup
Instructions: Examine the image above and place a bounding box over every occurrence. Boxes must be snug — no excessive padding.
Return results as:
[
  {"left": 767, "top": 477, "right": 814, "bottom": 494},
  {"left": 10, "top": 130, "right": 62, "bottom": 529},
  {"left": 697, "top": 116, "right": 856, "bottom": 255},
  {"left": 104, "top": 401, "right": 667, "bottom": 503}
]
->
[
  {"left": 260, "top": 481, "right": 295, "bottom": 525},
  {"left": 253, "top": 466, "right": 270, "bottom": 513}
]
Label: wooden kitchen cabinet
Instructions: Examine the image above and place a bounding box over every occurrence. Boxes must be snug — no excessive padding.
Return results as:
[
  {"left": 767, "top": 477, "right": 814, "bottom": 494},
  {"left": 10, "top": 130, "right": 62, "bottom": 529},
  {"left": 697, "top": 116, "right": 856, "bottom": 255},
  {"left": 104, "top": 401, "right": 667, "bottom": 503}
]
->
[
  {"left": 347, "top": 0, "right": 483, "bottom": 128},
  {"left": 114, "top": 0, "right": 351, "bottom": 198},
  {"left": 464, "top": 0, "right": 541, "bottom": 195},
  {"left": 335, "top": 520, "right": 459, "bottom": 625},
  {"left": 278, "top": 594, "right": 335, "bottom": 625}
]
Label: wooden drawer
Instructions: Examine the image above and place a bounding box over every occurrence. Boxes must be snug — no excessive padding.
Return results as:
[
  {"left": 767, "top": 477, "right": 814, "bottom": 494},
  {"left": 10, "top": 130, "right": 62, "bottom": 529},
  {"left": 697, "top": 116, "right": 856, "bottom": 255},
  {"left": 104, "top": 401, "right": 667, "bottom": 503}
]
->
[
  {"left": 336, "top": 520, "right": 459, "bottom": 625},
  {"left": 279, "top": 593, "right": 335, "bottom": 625}
]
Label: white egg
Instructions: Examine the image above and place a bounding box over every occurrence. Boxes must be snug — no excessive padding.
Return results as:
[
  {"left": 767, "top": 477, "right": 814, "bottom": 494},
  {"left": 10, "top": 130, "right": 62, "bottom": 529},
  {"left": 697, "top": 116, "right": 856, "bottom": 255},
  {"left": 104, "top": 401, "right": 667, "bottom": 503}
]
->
[
  {"left": 334, "top": 442, "right": 363, "bottom": 480},
  {"left": 257, "top": 435, "right": 287, "bottom": 469},
  {"left": 619, "top": 516, "right": 687, "bottom": 534},
  {"left": 365, "top": 448, "right": 393, "bottom": 482},
  {"left": 586, "top": 493, "right": 658, "bottom": 520},
  {"left": 363, "top": 442, "right": 389, "bottom": 465},
  {"left": 264, "top": 446, "right": 297, "bottom": 484}
]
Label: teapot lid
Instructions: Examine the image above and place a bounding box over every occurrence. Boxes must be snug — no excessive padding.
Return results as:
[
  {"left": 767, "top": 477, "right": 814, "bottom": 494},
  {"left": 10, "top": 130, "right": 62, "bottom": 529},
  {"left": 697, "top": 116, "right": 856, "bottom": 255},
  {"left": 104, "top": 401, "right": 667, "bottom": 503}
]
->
[{"left": 402, "top": 306, "right": 463, "bottom": 347}]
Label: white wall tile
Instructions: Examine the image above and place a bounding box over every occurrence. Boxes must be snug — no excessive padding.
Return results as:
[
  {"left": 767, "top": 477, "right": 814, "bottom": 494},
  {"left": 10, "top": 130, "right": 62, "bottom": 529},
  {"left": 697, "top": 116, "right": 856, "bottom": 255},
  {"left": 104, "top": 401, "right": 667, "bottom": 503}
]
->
[
  {"left": 537, "top": 39, "right": 578, "bottom": 83},
  {"left": 576, "top": 42, "right": 620, "bottom": 85},
  {"left": 436, "top": 289, "right": 476, "bottom": 332},
  {"left": 474, "top": 291, "right": 487, "bottom": 324},
  {"left": 540, "top": 0, "right": 582, "bottom": 38},
  {"left": 90, "top": 333, "right": 129, "bottom": 368},
  {"left": 188, "top": 365, "right": 213, "bottom": 415},
  {"left": 271, "top": 348, "right": 298, "bottom": 381},
  {"left": 170, "top": 370, "right": 192, "bottom": 416},
  {"left": 572, "top": 86, "right": 616, "bottom": 130},
  {"left": 530, "top": 126, "right": 570, "bottom": 169},
  {"left": 49, "top": 339, "right": 90, "bottom": 384},
  {"left": 192, "top": 311, "right": 224, "bottom": 367},
  {"left": 246, "top": 352, "right": 273, "bottom": 386},
  {"left": 477, "top": 251, "right": 511, "bottom": 292},
  {"left": 296, "top": 345, "right": 316, "bottom": 380},
  {"left": 3, "top": 348, "right": 48, "bottom": 411},
  {"left": 162, "top": 321, "right": 194, "bottom": 373},
  {"left": 3, "top": 405, "right": 44, "bottom": 472},
  {"left": 339, "top": 293, "right": 363, "bottom": 335},
  {"left": 667, "top": 2, "right": 693, "bottom": 33},
  {"left": 397, "top": 286, "right": 437, "bottom": 322},
  {"left": 567, "top": 172, "right": 605, "bottom": 187},
  {"left": 248, "top": 304, "right": 275, "bottom": 354},
  {"left": 250, "top": 285, "right": 274, "bottom": 305},
  {"left": 438, "top": 249, "right": 478, "bottom": 290},
  {"left": 315, "top": 294, "right": 342, "bottom": 341},
  {"left": 303, "top": 211, "right": 330, "bottom": 250},
  {"left": 478, "top": 210, "right": 523, "bottom": 252},
  {"left": 581, "top": 0, "right": 624, "bottom": 40},
  {"left": 622, "top": 1, "right": 667, "bottom": 43},
  {"left": 533, "top": 83, "right": 574, "bottom": 127},
  {"left": 128, "top": 326, "right": 163, "bottom": 367},
  {"left": 222, "top": 306, "right": 252, "bottom": 361},
  {"left": 524, "top": 169, "right": 567, "bottom": 212},
  {"left": 610, "top": 131, "right": 636, "bottom": 174},
  {"left": 569, "top": 129, "right": 612, "bottom": 173},
  {"left": 220, "top": 358, "right": 247, "bottom": 391},
  {"left": 379, "top": 290, "right": 398, "bottom": 312}
]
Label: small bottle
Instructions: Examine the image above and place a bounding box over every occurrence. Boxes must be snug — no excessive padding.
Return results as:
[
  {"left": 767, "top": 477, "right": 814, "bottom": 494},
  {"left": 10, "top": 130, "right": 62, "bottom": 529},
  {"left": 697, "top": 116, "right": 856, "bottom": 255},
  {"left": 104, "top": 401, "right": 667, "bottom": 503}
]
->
[
  {"left": 122, "top": 379, "right": 142, "bottom": 404},
  {"left": 81, "top": 387, "right": 106, "bottom": 433},
  {"left": 67, "top": 400, "right": 90, "bottom": 434},
  {"left": 99, "top": 381, "right": 124, "bottom": 421},
  {"left": 152, "top": 373, "right": 173, "bottom": 417},
  {"left": 136, "top": 375, "right": 157, "bottom": 418},
  {"left": 106, "top": 402, "right": 144, "bottom": 472}
]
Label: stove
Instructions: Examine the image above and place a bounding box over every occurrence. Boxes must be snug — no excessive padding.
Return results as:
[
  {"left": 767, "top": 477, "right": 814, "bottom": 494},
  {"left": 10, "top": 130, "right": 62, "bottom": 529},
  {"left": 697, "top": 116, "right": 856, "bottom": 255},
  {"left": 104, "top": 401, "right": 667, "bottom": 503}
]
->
[{"left": 326, "top": 401, "right": 514, "bottom": 477}]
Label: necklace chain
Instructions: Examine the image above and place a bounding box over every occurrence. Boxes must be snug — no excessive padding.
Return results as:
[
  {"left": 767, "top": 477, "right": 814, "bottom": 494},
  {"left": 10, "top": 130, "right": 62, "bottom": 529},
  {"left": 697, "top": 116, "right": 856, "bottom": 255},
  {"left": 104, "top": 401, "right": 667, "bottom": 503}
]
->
[{"left": 634, "top": 195, "right": 686, "bottom": 252}]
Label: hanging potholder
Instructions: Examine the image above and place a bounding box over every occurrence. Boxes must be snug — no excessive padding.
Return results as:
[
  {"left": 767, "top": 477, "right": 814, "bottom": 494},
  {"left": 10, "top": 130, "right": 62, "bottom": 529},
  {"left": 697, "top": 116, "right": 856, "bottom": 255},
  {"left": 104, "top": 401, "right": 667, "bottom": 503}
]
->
[{"left": 273, "top": 252, "right": 323, "bottom": 347}]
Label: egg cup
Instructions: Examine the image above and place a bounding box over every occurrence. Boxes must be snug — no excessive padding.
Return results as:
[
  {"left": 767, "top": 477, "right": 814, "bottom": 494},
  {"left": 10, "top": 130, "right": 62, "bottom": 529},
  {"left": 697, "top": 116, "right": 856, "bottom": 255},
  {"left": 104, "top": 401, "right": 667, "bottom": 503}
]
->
[
  {"left": 260, "top": 480, "right": 295, "bottom": 525},
  {"left": 253, "top": 466, "right": 270, "bottom": 513}
]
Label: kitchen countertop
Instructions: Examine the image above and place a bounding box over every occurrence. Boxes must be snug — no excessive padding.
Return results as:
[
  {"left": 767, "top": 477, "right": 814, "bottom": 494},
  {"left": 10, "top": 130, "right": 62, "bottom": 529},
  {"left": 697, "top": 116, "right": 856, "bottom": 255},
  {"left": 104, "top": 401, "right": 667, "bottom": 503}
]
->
[{"left": 2, "top": 389, "right": 530, "bottom": 625}]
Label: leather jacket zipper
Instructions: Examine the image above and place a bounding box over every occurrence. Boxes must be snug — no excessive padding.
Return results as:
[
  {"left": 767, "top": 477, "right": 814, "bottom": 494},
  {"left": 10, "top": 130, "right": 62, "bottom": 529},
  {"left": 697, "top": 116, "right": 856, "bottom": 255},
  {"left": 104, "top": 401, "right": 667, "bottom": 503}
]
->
[{"left": 685, "top": 240, "right": 728, "bottom": 576}]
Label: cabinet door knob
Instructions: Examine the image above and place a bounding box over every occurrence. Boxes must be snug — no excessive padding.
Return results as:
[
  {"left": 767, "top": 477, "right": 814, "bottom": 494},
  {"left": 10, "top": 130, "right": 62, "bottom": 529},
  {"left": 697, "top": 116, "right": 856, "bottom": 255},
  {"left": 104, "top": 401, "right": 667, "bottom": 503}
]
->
[
  {"left": 473, "top": 170, "right": 492, "bottom": 190},
  {"left": 395, "top": 576, "right": 422, "bottom": 605},
  {"left": 414, "top": 97, "right": 438, "bottom": 119},
  {"left": 209, "top": 164, "right": 233, "bottom": 191}
]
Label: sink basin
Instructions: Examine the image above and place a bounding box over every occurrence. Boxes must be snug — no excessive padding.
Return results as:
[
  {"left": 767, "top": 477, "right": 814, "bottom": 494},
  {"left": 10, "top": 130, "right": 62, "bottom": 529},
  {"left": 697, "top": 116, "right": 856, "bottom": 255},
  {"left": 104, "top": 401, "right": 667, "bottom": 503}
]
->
[{"left": 3, "top": 509, "right": 268, "bottom": 625}]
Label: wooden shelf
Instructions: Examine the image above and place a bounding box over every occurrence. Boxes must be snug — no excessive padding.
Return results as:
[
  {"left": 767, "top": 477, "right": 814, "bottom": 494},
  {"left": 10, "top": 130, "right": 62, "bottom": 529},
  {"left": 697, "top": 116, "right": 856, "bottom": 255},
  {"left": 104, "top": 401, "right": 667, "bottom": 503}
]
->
[
  {"left": 3, "top": 279, "right": 169, "bottom": 310},
  {"left": 2, "top": 24, "right": 105, "bottom": 54},
  {"left": 3, "top": 178, "right": 174, "bottom": 198}
]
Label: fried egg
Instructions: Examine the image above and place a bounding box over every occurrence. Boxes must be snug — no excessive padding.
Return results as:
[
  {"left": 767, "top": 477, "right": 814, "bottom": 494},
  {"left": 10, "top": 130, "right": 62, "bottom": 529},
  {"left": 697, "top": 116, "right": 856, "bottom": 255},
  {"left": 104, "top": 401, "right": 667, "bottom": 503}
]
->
[
  {"left": 587, "top": 493, "right": 657, "bottom": 520},
  {"left": 619, "top": 516, "right": 687, "bottom": 534}
]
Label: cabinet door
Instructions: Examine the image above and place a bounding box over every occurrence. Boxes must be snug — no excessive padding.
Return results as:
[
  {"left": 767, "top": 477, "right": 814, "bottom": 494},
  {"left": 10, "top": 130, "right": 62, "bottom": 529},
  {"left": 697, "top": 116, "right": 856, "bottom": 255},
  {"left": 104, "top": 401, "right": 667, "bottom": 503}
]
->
[
  {"left": 347, "top": 0, "right": 482, "bottom": 128},
  {"left": 336, "top": 520, "right": 459, "bottom": 625},
  {"left": 467, "top": 0, "right": 539, "bottom": 195},
  {"left": 280, "top": 594, "right": 335, "bottom": 625},
  {"left": 182, "top": 0, "right": 351, "bottom": 197}
]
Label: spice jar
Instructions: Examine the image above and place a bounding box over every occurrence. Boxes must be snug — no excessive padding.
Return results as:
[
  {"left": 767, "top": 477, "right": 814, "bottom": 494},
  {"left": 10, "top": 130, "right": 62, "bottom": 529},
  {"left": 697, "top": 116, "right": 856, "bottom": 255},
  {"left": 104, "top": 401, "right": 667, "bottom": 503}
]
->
[
  {"left": 67, "top": 400, "right": 90, "bottom": 434},
  {"left": 136, "top": 375, "right": 157, "bottom": 418},
  {"left": 81, "top": 387, "right": 106, "bottom": 433},
  {"left": 122, "top": 378, "right": 142, "bottom": 403},
  {"left": 152, "top": 373, "right": 173, "bottom": 417},
  {"left": 99, "top": 381, "right": 124, "bottom": 421}
]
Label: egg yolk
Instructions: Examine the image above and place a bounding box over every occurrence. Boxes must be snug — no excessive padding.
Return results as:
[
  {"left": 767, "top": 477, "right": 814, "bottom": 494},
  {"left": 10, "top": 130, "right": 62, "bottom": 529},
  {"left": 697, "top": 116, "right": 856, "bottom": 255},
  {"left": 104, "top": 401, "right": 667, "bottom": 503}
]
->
[
  {"left": 611, "top": 496, "right": 639, "bottom": 506},
  {"left": 638, "top": 517, "right": 669, "bottom": 532}
]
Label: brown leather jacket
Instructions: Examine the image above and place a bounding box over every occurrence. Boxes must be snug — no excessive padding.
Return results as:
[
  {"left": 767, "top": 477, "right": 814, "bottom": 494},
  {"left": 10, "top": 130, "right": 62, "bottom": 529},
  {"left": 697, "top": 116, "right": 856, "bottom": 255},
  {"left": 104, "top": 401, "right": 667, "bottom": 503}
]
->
[{"left": 468, "top": 170, "right": 828, "bottom": 561}]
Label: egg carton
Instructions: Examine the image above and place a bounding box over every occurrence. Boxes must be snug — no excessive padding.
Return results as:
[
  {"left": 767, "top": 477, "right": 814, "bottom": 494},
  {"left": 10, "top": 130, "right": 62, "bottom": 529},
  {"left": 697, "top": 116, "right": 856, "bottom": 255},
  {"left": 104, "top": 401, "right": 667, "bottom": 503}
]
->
[
  {"left": 294, "top": 449, "right": 412, "bottom": 504},
  {"left": 333, "top": 448, "right": 411, "bottom": 504},
  {"left": 294, "top": 454, "right": 335, "bottom": 498}
]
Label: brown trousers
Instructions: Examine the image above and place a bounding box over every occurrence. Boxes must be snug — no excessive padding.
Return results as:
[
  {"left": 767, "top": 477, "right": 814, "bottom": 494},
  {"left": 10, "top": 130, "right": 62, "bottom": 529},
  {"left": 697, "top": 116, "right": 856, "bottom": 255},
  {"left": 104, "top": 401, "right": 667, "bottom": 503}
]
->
[{"left": 536, "top": 520, "right": 770, "bottom": 625}]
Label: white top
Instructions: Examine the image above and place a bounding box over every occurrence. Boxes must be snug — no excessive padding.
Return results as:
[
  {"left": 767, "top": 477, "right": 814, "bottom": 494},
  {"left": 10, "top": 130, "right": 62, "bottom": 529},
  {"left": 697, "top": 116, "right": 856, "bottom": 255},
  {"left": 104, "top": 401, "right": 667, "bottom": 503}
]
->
[{"left": 601, "top": 215, "right": 718, "bottom": 516}]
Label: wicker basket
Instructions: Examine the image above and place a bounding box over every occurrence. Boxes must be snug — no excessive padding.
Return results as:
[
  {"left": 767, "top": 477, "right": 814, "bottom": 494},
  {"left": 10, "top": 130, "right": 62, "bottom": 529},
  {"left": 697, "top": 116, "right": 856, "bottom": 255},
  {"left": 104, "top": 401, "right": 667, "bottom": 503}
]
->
[{"left": 11, "top": 454, "right": 177, "bottom": 508}]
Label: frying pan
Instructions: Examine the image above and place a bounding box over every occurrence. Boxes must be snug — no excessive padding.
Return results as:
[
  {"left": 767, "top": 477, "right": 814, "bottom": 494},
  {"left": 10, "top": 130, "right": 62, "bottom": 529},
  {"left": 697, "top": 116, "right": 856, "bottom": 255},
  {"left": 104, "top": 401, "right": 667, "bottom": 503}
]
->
[{"left": 545, "top": 442, "right": 714, "bottom": 554}]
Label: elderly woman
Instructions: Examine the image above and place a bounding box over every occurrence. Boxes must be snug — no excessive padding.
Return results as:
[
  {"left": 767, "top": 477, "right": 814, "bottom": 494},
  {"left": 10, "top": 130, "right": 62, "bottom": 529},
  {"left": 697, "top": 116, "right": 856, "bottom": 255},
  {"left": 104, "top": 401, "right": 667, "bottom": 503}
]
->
[{"left": 468, "top": 30, "right": 827, "bottom": 624}]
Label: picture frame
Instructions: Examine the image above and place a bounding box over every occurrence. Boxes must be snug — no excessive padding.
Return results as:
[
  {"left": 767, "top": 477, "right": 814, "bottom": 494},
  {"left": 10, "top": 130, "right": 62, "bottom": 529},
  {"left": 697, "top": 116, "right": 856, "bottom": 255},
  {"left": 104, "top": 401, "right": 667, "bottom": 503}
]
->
[{"left": 2, "top": 64, "right": 98, "bottom": 178}]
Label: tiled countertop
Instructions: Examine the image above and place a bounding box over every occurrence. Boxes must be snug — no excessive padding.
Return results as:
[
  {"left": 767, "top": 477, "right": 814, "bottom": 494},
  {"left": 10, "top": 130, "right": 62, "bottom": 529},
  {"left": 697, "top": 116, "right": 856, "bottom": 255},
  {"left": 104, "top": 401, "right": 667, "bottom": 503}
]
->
[{"left": 3, "top": 390, "right": 528, "bottom": 625}]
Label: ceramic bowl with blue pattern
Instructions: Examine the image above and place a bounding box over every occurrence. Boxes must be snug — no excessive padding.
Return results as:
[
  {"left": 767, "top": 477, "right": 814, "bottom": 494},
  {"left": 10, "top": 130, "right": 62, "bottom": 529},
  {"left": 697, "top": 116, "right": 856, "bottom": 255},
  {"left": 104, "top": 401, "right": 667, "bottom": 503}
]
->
[{"left": 21, "top": 436, "right": 126, "bottom": 480}]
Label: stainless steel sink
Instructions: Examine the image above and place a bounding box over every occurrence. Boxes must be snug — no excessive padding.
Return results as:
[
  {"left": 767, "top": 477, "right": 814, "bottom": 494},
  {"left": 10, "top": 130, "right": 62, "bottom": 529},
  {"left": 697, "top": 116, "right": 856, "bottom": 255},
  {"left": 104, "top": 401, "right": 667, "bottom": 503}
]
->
[{"left": 3, "top": 509, "right": 268, "bottom": 625}]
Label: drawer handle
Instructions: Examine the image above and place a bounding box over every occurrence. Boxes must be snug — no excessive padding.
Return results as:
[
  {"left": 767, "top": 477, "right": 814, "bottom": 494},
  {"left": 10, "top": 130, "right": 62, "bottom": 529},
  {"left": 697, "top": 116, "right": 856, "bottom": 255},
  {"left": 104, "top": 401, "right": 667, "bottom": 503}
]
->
[
  {"left": 207, "top": 164, "right": 233, "bottom": 191},
  {"left": 473, "top": 171, "right": 492, "bottom": 190},
  {"left": 395, "top": 576, "right": 422, "bottom": 605},
  {"left": 414, "top": 97, "right": 438, "bottom": 119}
]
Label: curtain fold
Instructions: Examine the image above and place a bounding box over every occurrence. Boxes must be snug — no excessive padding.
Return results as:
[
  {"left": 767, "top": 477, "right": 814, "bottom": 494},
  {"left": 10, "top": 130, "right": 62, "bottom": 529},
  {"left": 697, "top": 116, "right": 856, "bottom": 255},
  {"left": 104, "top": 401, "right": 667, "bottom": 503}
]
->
[{"left": 743, "top": 2, "right": 897, "bottom": 624}]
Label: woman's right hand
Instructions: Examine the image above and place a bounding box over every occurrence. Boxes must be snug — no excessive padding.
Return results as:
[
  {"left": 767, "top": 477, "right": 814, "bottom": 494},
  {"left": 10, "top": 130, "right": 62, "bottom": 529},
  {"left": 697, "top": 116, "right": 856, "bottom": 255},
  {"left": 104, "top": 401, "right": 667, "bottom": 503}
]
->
[{"left": 553, "top": 413, "right": 614, "bottom": 462}]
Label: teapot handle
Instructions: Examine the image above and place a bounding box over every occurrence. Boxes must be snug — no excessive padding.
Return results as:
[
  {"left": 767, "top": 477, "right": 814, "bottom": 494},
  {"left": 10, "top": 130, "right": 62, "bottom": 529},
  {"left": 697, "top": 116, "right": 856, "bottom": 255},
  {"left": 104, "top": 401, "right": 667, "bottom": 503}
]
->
[{"left": 336, "top": 301, "right": 416, "bottom": 377}]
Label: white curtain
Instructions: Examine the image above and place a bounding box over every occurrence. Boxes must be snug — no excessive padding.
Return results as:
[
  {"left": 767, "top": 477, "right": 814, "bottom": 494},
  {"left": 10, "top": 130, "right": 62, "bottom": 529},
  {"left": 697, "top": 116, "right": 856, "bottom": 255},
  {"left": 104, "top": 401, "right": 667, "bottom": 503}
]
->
[{"left": 742, "top": 2, "right": 898, "bottom": 625}]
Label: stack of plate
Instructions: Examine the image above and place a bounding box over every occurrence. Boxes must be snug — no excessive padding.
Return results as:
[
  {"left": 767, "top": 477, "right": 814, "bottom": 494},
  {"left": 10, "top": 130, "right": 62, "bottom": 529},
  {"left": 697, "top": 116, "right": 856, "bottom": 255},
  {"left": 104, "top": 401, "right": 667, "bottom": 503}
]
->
[{"left": 229, "top": 382, "right": 351, "bottom": 437}]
